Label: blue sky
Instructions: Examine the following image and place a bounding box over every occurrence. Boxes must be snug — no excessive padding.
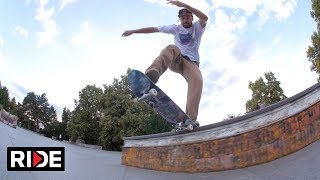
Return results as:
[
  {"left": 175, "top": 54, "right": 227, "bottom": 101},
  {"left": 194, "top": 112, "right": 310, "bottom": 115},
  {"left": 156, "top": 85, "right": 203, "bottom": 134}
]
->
[{"left": 0, "top": 0, "right": 318, "bottom": 125}]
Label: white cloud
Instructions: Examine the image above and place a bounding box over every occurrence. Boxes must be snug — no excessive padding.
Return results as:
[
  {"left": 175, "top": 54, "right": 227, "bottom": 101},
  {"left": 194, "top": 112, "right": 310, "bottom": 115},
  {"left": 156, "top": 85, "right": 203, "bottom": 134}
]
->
[
  {"left": 0, "top": 49, "right": 4, "bottom": 63},
  {"left": 206, "top": 9, "right": 246, "bottom": 44},
  {"left": 272, "top": 36, "right": 281, "bottom": 46},
  {"left": 212, "top": 0, "right": 260, "bottom": 16},
  {"left": 71, "top": 21, "right": 91, "bottom": 45},
  {"left": 14, "top": 25, "right": 29, "bottom": 39},
  {"left": 262, "top": 0, "right": 296, "bottom": 20},
  {"left": 0, "top": 36, "right": 4, "bottom": 69},
  {"left": 144, "top": 0, "right": 211, "bottom": 15},
  {"left": 60, "top": 0, "right": 77, "bottom": 11},
  {"left": 35, "top": 0, "right": 59, "bottom": 47},
  {"left": 182, "top": 0, "right": 211, "bottom": 14},
  {"left": 143, "top": 0, "right": 172, "bottom": 7},
  {"left": 0, "top": 53, "right": 4, "bottom": 69},
  {"left": 0, "top": 36, "right": 3, "bottom": 49},
  {"left": 256, "top": 0, "right": 296, "bottom": 28},
  {"left": 211, "top": 0, "right": 297, "bottom": 28},
  {"left": 25, "top": 0, "right": 32, "bottom": 5}
]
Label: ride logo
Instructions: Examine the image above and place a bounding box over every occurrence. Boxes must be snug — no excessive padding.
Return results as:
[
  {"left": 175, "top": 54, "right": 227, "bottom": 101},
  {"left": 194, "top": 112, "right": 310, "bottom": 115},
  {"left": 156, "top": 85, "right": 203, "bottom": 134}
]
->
[{"left": 7, "top": 147, "right": 65, "bottom": 171}]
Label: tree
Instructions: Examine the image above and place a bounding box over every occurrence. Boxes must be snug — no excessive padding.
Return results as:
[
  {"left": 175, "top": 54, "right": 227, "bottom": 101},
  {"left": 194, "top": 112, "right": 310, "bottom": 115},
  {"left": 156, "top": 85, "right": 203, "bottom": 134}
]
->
[
  {"left": 62, "top": 107, "right": 71, "bottom": 124},
  {"left": 99, "top": 74, "right": 144, "bottom": 151},
  {"left": 307, "top": 0, "right": 320, "bottom": 81},
  {"left": 246, "top": 72, "right": 287, "bottom": 112},
  {"left": 59, "top": 107, "right": 71, "bottom": 140},
  {"left": 66, "top": 85, "right": 103, "bottom": 144},
  {"left": 66, "top": 70, "right": 172, "bottom": 151},
  {"left": 38, "top": 106, "right": 59, "bottom": 137},
  {"left": 98, "top": 72, "right": 171, "bottom": 151},
  {"left": 20, "top": 92, "right": 57, "bottom": 132},
  {"left": 0, "top": 82, "right": 18, "bottom": 115},
  {"left": 8, "top": 97, "right": 18, "bottom": 115},
  {"left": 0, "top": 81, "right": 10, "bottom": 110},
  {"left": 16, "top": 102, "right": 30, "bottom": 128}
]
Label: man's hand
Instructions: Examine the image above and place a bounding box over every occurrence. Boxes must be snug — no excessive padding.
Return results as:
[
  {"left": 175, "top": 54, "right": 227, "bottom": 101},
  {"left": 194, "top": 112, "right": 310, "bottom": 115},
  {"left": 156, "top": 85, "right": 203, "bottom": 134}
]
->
[
  {"left": 167, "top": 0, "right": 208, "bottom": 28},
  {"left": 166, "top": 0, "right": 187, "bottom": 8},
  {"left": 122, "top": 30, "right": 135, "bottom": 37},
  {"left": 121, "top": 27, "right": 159, "bottom": 37}
]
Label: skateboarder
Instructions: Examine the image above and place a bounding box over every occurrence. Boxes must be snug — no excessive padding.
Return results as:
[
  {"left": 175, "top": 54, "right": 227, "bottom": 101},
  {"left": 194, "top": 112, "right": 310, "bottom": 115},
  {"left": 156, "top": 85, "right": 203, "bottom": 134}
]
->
[{"left": 122, "top": 0, "right": 208, "bottom": 125}]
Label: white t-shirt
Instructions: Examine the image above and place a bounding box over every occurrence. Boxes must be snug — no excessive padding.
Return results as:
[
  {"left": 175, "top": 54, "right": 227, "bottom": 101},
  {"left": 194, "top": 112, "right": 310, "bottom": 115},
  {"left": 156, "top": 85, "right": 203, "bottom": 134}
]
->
[{"left": 158, "top": 21, "right": 205, "bottom": 62}]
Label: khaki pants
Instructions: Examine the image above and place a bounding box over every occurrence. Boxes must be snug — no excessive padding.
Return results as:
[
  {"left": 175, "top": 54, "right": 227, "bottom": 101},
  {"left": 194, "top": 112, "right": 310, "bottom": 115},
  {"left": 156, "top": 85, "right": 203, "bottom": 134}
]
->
[{"left": 145, "top": 45, "right": 203, "bottom": 120}]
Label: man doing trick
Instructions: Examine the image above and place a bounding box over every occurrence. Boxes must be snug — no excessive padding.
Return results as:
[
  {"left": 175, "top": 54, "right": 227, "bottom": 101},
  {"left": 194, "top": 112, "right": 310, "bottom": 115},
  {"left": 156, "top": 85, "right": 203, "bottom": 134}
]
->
[{"left": 122, "top": 0, "right": 208, "bottom": 125}]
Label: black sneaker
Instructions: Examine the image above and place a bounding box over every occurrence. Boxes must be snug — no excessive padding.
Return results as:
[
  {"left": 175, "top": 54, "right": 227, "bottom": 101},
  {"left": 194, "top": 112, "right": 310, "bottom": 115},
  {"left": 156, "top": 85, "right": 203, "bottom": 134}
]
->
[
  {"left": 193, "top": 121, "right": 200, "bottom": 127},
  {"left": 184, "top": 119, "right": 200, "bottom": 127}
]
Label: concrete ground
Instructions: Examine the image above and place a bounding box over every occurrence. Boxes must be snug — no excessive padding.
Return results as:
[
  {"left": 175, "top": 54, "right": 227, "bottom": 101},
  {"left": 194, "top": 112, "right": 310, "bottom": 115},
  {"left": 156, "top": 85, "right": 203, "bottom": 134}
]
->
[{"left": 1, "top": 122, "right": 320, "bottom": 180}]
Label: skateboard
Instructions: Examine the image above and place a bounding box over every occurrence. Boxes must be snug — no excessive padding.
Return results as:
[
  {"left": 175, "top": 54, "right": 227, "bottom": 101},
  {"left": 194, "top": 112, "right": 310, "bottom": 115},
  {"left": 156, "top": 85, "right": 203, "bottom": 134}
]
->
[{"left": 127, "top": 69, "right": 198, "bottom": 132}]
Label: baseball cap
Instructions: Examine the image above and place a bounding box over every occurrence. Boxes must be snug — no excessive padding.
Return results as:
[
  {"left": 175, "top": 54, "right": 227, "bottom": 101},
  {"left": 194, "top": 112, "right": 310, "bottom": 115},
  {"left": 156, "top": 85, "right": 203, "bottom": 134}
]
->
[{"left": 178, "top": 8, "right": 193, "bottom": 18}]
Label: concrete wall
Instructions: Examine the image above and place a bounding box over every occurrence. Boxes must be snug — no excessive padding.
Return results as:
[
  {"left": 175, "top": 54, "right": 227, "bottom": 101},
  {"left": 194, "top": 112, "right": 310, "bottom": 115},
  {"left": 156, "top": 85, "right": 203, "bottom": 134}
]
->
[{"left": 122, "top": 82, "right": 320, "bottom": 173}]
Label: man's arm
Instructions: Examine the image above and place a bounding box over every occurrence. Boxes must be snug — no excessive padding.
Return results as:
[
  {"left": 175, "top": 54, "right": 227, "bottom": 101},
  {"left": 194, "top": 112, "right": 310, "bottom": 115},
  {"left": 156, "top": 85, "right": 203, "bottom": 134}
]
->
[
  {"left": 122, "top": 27, "right": 159, "bottom": 37},
  {"left": 167, "top": 0, "right": 208, "bottom": 28}
]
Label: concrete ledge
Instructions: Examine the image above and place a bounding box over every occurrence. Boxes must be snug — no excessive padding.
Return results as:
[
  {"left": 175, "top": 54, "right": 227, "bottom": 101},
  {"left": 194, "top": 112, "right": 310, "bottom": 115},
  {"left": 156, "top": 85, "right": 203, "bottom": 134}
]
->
[
  {"left": 122, "top": 82, "right": 320, "bottom": 172},
  {"left": 0, "top": 109, "right": 17, "bottom": 128}
]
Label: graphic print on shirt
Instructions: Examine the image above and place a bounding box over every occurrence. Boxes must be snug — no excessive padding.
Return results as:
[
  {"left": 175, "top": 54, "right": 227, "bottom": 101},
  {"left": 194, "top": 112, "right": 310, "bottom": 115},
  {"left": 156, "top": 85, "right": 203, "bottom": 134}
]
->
[{"left": 179, "top": 32, "right": 192, "bottom": 45}]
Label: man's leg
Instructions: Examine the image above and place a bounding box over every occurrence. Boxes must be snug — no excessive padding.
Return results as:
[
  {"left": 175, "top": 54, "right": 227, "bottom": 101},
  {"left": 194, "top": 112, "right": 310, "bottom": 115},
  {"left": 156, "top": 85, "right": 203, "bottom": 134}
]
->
[
  {"left": 180, "top": 60, "right": 203, "bottom": 121},
  {"left": 146, "top": 44, "right": 202, "bottom": 122},
  {"left": 145, "top": 45, "right": 183, "bottom": 83}
]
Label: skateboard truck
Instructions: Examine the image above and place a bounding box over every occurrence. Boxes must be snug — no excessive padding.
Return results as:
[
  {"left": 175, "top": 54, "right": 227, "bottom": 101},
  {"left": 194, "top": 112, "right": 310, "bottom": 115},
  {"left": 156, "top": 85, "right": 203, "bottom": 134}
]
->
[
  {"left": 172, "top": 119, "right": 196, "bottom": 132},
  {"left": 138, "top": 88, "right": 158, "bottom": 101}
]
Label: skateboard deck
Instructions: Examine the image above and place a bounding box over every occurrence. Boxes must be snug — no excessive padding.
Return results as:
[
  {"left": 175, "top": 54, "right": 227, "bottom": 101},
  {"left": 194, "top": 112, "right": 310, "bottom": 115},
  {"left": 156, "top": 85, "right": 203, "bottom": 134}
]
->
[{"left": 128, "top": 69, "right": 197, "bottom": 131}]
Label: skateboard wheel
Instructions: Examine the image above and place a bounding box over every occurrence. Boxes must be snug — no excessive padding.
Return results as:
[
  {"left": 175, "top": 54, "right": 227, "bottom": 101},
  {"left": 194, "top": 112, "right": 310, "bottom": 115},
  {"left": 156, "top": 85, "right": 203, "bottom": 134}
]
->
[
  {"left": 138, "top": 93, "right": 150, "bottom": 101},
  {"left": 133, "top": 98, "right": 139, "bottom": 103},
  {"left": 187, "top": 124, "right": 193, "bottom": 131},
  {"left": 149, "top": 88, "right": 158, "bottom": 96}
]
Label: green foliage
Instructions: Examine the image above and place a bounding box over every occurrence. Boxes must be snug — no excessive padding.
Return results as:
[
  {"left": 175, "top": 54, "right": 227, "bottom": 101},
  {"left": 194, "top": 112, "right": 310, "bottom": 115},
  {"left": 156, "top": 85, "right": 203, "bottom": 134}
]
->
[
  {"left": 246, "top": 72, "right": 287, "bottom": 112},
  {"left": 66, "top": 85, "right": 103, "bottom": 144},
  {"left": 59, "top": 107, "right": 71, "bottom": 140},
  {"left": 143, "top": 113, "right": 172, "bottom": 134},
  {"left": 18, "top": 92, "right": 57, "bottom": 133},
  {"left": 311, "top": 0, "right": 320, "bottom": 24},
  {"left": 0, "top": 82, "right": 9, "bottom": 110},
  {"left": 65, "top": 70, "right": 172, "bottom": 151},
  {"left": 8, "top": 97, "right": 17, "bottom": 115},
  {"left": 39, "top": 119, "right": 60, "bottom": 138},
  {"left": 62, "top": 107, "right": 71, "bottom": 123},
  {"left": 0, "top": 81, "right": 17, "bottom": 114},
  {"left": 307, "top": 0, "right": 320, "bottom": 81},
  {"left": 98, "top": 72, "right": 171, "bottom": 151},
  {"left": 307, "top": 32, "right": 320, "bottom": 81}
]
